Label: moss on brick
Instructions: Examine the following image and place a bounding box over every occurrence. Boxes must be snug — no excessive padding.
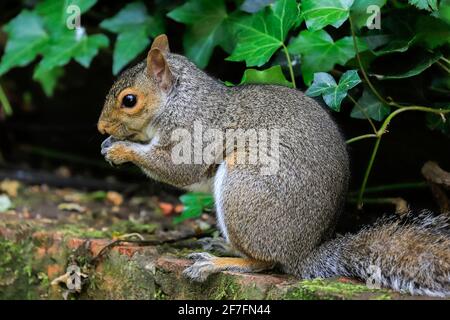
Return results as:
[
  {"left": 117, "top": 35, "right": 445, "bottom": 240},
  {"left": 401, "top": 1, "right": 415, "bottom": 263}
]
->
[
  {"left": 0, "top": 237, "right": 49, "bottom": 299},
  {"left": 85, "top": 251, "right": 156, "bottom": 299},
  {"left": 284, "top": 278, "right": 392, "bottom": 300}
]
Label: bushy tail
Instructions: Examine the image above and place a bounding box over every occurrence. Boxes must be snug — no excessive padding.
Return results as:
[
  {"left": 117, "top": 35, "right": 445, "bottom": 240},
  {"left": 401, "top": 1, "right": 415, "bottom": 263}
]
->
[{"left": 300, "top": 211, "right": 450, "bottom": 297}]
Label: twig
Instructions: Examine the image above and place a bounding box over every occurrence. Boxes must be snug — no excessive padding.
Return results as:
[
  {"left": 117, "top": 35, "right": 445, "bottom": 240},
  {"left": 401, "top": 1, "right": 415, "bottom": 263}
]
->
[
  {"left": 421, "top": 161, "right": 450, "bottom": 187},
  {"left": 347, "top": 196, "right": 409, "bottom": 214},
  {"left": 421, "top": 161, "right": 450, "bottom": 214},
  {"left": 90, "top": 229, "right": 216, "bottom": 266}
]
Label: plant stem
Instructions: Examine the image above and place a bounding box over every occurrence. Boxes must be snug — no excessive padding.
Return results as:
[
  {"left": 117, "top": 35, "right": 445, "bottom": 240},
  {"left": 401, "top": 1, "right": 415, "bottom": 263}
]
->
[
  {"left": 355, "top": 106, "right": 450, "bottom": 207},
  {"left": 378, "top": 106, "right": 450, "bottom": 134},
  {"left": 0, "top": 83, "right": 12, "bottom": 116},
  {"left": 348, "top": 181, "right": 427, "bottom": 195},
  {"left": 346, "top": 133, "right": 377, "bottom": 144},
  {"left": 440, "top": 57, "right": 450, "bottom": 65},
  {"left": 349, "top": 16, "right": 388, "bottom": 105},
  {"left": 347, "top": 94, "right": 377, "bottom": 133},
  {"left": 357, "top": 137, "right": 381, "bottom": 209},
  {"left": 282, "top": 44, "right": 296, "bottom": 89},
  {"left": 436, "top": 61, "right": 450, "bottom": 74},
  {"left": 348, "top": 15, "right": 450, "bottom": 209}
]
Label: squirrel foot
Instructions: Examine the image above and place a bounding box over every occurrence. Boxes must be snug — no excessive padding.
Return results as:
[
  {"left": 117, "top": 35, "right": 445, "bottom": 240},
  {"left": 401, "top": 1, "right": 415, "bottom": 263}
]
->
[{"left": 183, "top": 252, "right": 273, "bottom": 282}]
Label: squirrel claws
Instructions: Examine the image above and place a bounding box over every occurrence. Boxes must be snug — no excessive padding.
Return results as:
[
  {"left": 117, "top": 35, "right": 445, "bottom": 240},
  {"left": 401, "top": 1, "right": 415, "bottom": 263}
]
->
[
  {"left": 183, "top": 260, "right": 217, "bottom": 282},
  {"left": 184, "top": 252, "right": 218, "bottom": 282}
]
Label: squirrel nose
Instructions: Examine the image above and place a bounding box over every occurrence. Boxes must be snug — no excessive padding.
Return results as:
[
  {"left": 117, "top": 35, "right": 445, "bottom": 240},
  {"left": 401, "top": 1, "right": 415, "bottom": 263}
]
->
[{"left": 98, "top": 121, "right": 107, "bottom": 135}]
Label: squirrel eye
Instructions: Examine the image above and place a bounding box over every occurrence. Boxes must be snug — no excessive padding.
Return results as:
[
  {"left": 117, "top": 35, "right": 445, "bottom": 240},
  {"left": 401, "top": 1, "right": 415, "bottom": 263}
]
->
[{"left": 122, "top": 94, "right": 137, "bottom": 108}]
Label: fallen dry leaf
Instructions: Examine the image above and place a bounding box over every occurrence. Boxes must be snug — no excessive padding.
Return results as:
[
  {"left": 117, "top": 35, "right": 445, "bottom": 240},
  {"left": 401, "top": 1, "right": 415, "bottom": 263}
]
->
[
  {"left": 0, "top": 179, "right": 20, "bottom": 197},
  {"left": 57, "top": 203, "right": 87, "bottom": 213},
  {"left": 159, "top": 202, "right": 174, "bottom": 216},
  {"left": 106, "top": 191, "right": 123, "bottom": 206}
]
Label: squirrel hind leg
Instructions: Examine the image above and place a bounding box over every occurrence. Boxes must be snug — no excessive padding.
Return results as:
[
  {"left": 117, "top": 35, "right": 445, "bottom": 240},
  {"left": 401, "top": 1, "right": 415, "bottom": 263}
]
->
[{"left": 183, "top": 253, "right": 273, "bottom": 282}]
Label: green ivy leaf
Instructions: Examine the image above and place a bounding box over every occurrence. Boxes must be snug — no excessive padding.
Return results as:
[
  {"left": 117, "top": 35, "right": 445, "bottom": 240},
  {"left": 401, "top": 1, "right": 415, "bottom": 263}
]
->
[
  {"left": 168, "top": 0, "right": 231, "bottom": 68},
  {"left": 350, "top": 89, "right": 390, "bottom": 121},
  {"left": 227, "top": 0, "right": 300, "bottom": 67},
  {"left": 36, "top": 0, "right": 97, "bottom": 34},
  {"left": 306, "top": 70, "right": 361, "bottom": 111},
  {"left": 73, "top": 34, "right": 110, "bottom": 67},
  {"left": 228, "top": 65, "right": 292, "bottom": 87},
  {"left": 173, "top": 192, "right": 214, "bottom": 224},
  {"left": 371, "top": 36, "right": 417, "bottom": 56},
  {"left": 415, "top": 16, "right": 450, "bottom": 49},
  {"left": 301, "top": 0, "right": 354, "bottom": 31},
  {"left": 100, "top": 2, "right": 164, "bottom": 74},
  {"left": 350, "top": 0, "right": 387, "bottom": 29},
  {"left": 288, "top": 30, "right": 367, "bottom": 85},
  {"left": 33, "top": 67, "right": 64, "bottom": 97},
  {"left": 0, "top": 10, "right": 48, "bottom": 76},
  {"left": 241, "top": 0, "right": 275, "bottom": 13},
  {"left": 370, "top": 51, "right": 442, "bottom": 80},
  {"left": 408, "top": 0, "right": 438, "bottom": 12},
  {"left": 439, "top": 0, "right": 450, "bottom": 24},
  {"left": 33, "top": 30, "right": 109, "bottom": 78}
]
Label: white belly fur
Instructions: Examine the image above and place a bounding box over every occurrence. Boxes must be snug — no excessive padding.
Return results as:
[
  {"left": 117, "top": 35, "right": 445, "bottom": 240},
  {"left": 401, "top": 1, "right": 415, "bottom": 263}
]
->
[{"left": 213, "top": 162, "right": 229, "bottom": 241}]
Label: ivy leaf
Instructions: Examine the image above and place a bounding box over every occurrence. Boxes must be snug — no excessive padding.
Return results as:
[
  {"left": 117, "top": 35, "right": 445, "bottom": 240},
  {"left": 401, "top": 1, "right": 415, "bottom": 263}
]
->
[
  {"left": 167, "top": 0, "right": 230, "bottom": 68},
  {"left": 350, "top": 0, "right": 387, "bottom": 29},
  {"left": 371, "top": 36, "right": 417, "bottom": 56},
  {"left": 415, "top": 16, "right": 450, "bottom": 49},
  {"left": 288, "top": 30, "right": 367, "bottom": 85},
  {"left": 227, "top": 0, "right": 300, "bottom": 67},
  {"left": 0, "top": 10, "right": 48, "bottom": 76},
  {"left": 306, "top": 70, "right": 361, "bottom": 111},
  {"left": 100, "top": 2, "right": 164, "bottom": 74},
  {"left": 370, "top": 51, "right": 442, "bottom": 80},
  {"left": 33, "top": 67, "right": 64, "bottom": 97},
  {"left": 73, "top": 34, "right": 110, "bottom": 67},
  {"left": 241, "top": 0, "right": 276, "bottom": 13},
  {"left": 36, "top": 0, "right": 97, "bottom": 34},
  {"left": 439, "top": 0, "right": 450, "bottom": 24},
  {"left": 173, "top": 192, "right": 214, "bottom": 224},
  {"left": 301, "top": 0, "right": 354, "bottom": 31},
  {"left": 350, "top": 89, "right": 390, "bottom": 121},
  {"left": 33, "top": 29, "right": 109, "bottom": 78},
  {"left": 408, "top": 0, "right": 438, "bottom": 12},
  {"left": 228, "top": 65, "right": 292, "bottom": 87},
  {"left": 32, "top": 0, "right": 108, "bottom": 87}
]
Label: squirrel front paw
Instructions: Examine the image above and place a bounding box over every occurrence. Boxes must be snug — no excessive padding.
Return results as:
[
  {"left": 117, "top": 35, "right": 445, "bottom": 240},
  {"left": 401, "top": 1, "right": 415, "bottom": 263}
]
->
[{"left": 101, "top": 136, "right": 138, "bottom": 165}]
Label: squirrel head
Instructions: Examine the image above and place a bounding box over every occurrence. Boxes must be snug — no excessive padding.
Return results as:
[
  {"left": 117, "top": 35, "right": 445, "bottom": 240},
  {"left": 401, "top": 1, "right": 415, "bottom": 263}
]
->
[{"left": 97, "top": 34, "right": 173, "bottom": 142}]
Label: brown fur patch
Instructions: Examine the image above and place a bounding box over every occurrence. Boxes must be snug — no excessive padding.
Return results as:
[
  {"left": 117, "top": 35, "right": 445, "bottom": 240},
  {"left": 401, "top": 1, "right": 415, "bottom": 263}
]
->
[{"left": 211, "top": 257, "right": 272, "bottom": 271}]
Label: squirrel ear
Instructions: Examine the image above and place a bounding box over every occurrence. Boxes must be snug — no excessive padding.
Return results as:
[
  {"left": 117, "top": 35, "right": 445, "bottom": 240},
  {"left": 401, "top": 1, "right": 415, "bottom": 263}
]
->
[
  {"left": 147, "top": 48, "right": 173, "bottom": 92},
  {"left": 150, "top": 34, "right": 170, "bottom": 54}
]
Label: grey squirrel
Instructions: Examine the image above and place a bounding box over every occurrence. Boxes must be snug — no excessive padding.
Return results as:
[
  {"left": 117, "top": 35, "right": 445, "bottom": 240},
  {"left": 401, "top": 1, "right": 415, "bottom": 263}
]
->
[{"left": 98, "top": 35, "right": 450, "bottom": 297}]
